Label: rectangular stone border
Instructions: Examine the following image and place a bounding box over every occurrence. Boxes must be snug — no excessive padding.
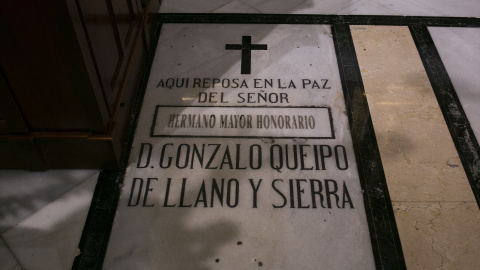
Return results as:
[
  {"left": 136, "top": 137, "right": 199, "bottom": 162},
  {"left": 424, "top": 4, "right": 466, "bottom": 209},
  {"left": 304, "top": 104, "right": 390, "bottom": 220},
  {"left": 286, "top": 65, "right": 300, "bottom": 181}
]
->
[
  {"left": 72, "top": 14, "right": 480, "bottom": 270},
  {"left": 157, "top": 13, "right": 480, "bottom": 27}
]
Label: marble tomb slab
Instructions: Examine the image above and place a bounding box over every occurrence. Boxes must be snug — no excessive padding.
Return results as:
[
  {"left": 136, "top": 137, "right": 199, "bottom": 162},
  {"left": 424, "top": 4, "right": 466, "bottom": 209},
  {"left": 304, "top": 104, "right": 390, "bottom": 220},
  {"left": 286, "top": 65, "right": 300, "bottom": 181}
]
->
[
  {"left": 351, "top": 25, "right": 480, "bottom": 269},
  {"left": 103, "top": 24, "right": 375, "bottom": 269}
]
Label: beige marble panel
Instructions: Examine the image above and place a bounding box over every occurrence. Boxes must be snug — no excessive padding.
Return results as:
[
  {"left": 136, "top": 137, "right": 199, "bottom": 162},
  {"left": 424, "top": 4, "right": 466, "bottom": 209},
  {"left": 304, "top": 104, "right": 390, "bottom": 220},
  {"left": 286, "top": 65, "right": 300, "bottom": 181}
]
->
[
  {"left": 350, "top": 25, "right": 475, "bottom": 203},
  {"left": 393, "top": 202, "right": 480, "bottom": 270},
  {"left": 350, "top": 25, "right": 480, "bottom": 269}
]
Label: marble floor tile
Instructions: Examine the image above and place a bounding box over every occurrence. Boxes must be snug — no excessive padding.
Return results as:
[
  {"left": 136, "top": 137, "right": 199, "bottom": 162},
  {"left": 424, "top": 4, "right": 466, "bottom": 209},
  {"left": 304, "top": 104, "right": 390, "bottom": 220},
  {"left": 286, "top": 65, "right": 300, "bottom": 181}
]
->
[
  {"left": 159, "top": 0, "right": 480, "bottom": 17},
  {"left": 350, "top": 25, "right": 476, "bottom": 202},
  {"left": 239, "top": 0, "right": 332, "bottom": 14},
  {"left": 0, "top": 237, "right": 22, "bottom": 270},
  {"left": 212, "top": 0, "right": 261, "bottom": 13},
  {"left": 2, "top": 172, "right": 98, "bottom": 270},
  {"left": 159, "top": 0, "right": 230, "bottom": 13},
  {"left": 428, "top": 27, "right": 480, "bottom": 142},
  {"left": 393, "top": 202, "right": 480, "bottom": 270},
  {"left": 0, "top": 169, "right": 98, "bottom": 234},
  {"left": 344, "top": 0, "right": 480, "bottom": 17}
]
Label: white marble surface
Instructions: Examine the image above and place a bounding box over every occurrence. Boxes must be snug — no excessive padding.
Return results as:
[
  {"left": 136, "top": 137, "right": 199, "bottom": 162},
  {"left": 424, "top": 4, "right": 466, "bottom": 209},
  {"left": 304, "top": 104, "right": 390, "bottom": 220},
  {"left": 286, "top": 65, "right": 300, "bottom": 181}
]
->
[
  {"left": 159, "top": 0, "right": 480, "bottom": 17},
  {"left": 0, "top": 169, "right": 98, "bottom": 234},
  {"left": 104, "top": 24, "right": 375, "bottom": 269},
  {"left": 428, "top": 27, "right": 480, "bottom": 142},
  {"left": 1, "top": 172, "right": 98, "bottom": 270}
]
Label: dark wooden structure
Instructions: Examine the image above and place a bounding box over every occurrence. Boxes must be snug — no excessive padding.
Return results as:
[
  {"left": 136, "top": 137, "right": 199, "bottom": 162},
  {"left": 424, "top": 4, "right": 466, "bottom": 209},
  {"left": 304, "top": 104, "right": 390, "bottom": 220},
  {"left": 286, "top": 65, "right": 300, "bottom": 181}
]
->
[{"left": 0, "top": 0, "right": 159, "bottom": 169}]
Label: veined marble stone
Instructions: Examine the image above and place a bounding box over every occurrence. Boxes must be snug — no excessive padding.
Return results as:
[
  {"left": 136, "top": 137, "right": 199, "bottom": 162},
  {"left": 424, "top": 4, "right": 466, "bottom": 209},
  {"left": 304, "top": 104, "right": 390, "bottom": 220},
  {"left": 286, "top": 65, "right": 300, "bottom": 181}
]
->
[
  {"left": 351, "top": 25, "right": 480, "bottom": 269},
  {"left": 159, "top": 0, "right": 480, "bottom": 17},
  {"left": 428, "top": 27, "right": 480, "bottom": 143},
  {"left": 103, "top": 24, "right": 375, "bottom": 269}
]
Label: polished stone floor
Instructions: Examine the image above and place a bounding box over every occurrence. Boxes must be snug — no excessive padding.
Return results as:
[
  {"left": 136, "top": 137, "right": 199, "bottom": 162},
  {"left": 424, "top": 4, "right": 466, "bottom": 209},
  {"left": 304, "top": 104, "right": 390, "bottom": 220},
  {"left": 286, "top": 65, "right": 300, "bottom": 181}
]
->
[
  {"left": 1, "top": 1, "right": 479, "bottom": 269},
  {"left": 0, "top": 170, "right": 98, "bottom": 270},
  {"left": 351, "top": 25, "right": 480, "bottom": 269},
  {"left": 159, "top": 0, "right": 480, "bottom": 17}
]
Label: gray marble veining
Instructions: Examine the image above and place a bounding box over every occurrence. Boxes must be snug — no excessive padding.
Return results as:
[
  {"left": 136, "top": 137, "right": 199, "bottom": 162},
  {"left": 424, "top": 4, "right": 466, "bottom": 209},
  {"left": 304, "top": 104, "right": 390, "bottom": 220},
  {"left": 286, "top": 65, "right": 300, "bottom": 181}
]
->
[
  {"left": 2, "top": 173, "right": 98, "bottom": 270},
  {"left": 0, "top": 169, "right": 98, "bottom": 234},
  {"left": 429, "top": 27, "right": 480, "bottom": 142},
  {"left": 159, "top": 0, "right": 480, "bottom": 17}
]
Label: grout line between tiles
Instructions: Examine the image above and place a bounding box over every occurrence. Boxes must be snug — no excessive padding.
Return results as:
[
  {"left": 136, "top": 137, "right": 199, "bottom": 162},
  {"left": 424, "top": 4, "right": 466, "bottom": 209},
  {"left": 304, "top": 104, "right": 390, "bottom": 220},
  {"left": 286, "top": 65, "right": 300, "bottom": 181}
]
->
[
  {"left": 1, "top": 235, "right": 26, "bottom": 270},
  {"left": 237, "top": 1, "right": 263, "bottom": 14},
  {"left": 211, "top": 1, "right": 239, "bottom": 13},
  {"left": 1, "top": 171, "right": 100, "bottom": 236}
]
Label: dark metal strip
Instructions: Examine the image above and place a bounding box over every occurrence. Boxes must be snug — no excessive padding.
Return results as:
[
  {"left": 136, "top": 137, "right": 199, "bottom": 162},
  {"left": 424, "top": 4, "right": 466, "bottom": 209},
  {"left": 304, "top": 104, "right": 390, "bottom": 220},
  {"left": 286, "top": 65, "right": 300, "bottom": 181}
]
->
[
  {"left": 332, "top": 24, "right": 406, "bottom": 269},
  {"left": 72, "top": 20, "right": 164, "bottom": 270},
  {"left": 156, "top": 13, "right": 480, "bottom": 27},
  {"left": 409, "top": 25, "right": 480, "bottom": 209},
  {"left": 71, "top": 170, "right": 124, "bottom": 270}
]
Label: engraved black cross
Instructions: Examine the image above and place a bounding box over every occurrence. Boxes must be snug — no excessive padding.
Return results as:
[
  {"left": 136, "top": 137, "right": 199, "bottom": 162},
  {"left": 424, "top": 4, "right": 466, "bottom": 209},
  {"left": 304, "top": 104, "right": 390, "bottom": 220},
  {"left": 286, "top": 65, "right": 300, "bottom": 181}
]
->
[{"left": 226, "top": 36, "right": 267, "bottom": 74}]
